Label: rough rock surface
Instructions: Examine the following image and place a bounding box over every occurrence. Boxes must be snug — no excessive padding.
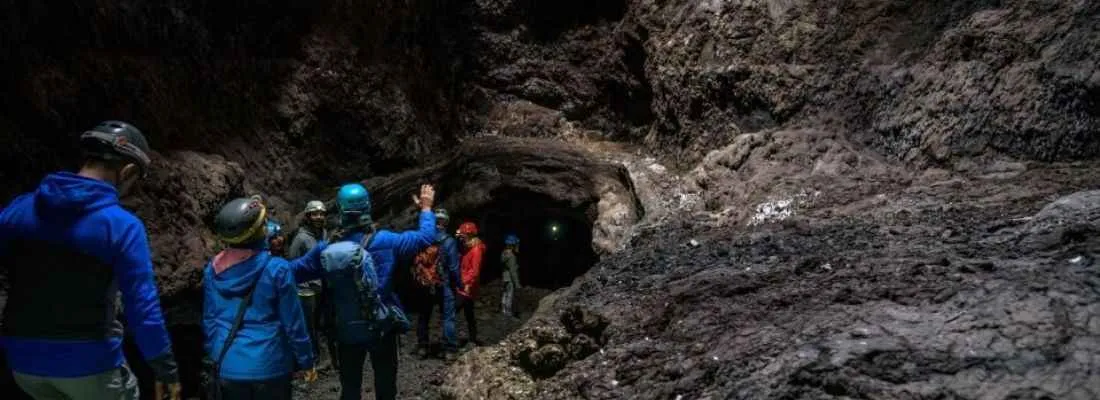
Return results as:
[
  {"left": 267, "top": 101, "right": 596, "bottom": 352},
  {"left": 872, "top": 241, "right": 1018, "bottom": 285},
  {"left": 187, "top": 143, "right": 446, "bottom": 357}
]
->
[
  {"left": 630, "top": 0, "right": 1100, "bottom": 166},
  {"left": 450, "top": 163, "right": 1100, "bottom": 400},
  {"left": 1, "top": 0, "right": 1100, "bottom": 399},
  {"left": 2, "top": 0, "right": 1097, "bottom": 306}
]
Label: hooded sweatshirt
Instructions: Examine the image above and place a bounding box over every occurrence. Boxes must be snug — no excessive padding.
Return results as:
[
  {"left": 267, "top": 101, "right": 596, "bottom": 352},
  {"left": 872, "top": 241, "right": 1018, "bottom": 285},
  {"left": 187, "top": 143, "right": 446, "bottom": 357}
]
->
[
  {"left": 291, "top": 210, "right": 436, "bottom": 311},
  {"left": 202, "top": 244, "right": 322, "bottom": 380},
  {"left": 0, "top": 172, "right": 176, "bottom": 379}
]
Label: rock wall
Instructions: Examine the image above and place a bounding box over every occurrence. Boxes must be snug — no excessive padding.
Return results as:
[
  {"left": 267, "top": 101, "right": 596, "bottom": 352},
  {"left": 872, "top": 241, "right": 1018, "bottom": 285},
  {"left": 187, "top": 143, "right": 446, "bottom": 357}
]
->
[
  {"left": 0, "top": 0, "right": 472, "bottom": 309},
  {"left": 628, "top": 0, "right": 1100, "bottom": 166},
  {"left": 0, "top": 0, "right": 1098, "bottom": 376}
]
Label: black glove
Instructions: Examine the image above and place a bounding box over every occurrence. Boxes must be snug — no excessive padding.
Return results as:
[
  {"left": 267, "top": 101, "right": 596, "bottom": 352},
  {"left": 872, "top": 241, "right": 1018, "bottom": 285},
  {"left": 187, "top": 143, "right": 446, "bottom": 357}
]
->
[{"left": 148, "top": 352, "right": 180, "bottom": 384}]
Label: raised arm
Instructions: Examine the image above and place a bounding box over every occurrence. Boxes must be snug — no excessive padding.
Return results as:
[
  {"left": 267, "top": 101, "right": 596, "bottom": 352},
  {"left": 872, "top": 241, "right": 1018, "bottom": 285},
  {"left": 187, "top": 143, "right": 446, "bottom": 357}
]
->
[{"left": 388, "top": 210, "right": 437, "bottom": 259}]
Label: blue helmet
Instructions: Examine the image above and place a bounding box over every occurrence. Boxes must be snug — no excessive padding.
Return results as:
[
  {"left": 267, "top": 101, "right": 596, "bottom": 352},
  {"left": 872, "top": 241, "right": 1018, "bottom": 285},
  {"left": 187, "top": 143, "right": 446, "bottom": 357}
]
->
[
  {"left": 265, "top": 220, "right": 282, "bottom": 238},
  {"left": 504, "top": 234, "right": 520, "bottom": 245},
  {"left": 336, "top": 183, "right": 372, "bottom": 227}
]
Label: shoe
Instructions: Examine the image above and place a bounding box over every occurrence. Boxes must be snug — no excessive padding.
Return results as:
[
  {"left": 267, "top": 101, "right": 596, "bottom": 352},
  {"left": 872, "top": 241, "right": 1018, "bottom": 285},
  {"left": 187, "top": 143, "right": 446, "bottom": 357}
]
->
[{"left": 444, "top": 352, "right": 458, "bottom": 363}]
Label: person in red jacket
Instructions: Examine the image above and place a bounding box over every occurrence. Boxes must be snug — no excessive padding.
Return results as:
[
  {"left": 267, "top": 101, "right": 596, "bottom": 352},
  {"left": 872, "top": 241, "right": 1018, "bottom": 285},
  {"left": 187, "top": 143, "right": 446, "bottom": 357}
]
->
[{"left": 455, "top": 221, "right": 486, "bottom": 346}]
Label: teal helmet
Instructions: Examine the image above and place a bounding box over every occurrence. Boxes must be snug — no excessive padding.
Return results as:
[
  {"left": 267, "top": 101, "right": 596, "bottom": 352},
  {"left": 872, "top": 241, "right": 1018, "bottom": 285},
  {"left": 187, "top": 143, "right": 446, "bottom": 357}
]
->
[{"left": 336, "top": 183, "right": 372, "bottom": 227}]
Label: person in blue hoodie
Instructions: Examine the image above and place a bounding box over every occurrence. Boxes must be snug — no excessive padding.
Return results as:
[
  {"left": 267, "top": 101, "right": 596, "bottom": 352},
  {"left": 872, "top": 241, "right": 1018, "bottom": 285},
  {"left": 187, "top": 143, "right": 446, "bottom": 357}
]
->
[
  {"left": 203, "top": 195, "right": 323, "bottom": 399},
  {"left": 290, "top": 182, "right": 437, "bottom": 400},
  {"left": 0, "top": 121, "right": 180, "bottom": 400}
]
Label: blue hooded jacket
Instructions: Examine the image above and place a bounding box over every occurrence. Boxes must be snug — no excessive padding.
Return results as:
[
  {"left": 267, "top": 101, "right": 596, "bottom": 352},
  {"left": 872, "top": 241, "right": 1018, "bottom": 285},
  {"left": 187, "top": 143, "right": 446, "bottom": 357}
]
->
[
  {"left": 292, "top": 210, "right": 436, "bottom": 309},
  {"left": 202, "top": 245, "right": 322, "bottom": 380},
  {"left": 0, "top": 172, "right": 175, "bottom": 378}
]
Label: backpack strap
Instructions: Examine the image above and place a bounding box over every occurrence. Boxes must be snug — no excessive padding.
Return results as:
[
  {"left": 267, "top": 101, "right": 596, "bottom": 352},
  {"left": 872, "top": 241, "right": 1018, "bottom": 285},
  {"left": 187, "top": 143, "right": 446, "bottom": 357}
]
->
[
  {"left": 361, "top": 230, "right": 376, "bottom": 250},
  {"left": 211, "top": 252, "right": 268, "bottom": 379}
]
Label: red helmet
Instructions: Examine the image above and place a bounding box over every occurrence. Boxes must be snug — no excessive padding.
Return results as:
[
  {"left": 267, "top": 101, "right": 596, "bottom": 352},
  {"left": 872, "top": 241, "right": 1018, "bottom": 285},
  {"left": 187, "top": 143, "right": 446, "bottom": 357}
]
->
[{"left": 457, "top": 221, "right": 479, "bottom": 236}]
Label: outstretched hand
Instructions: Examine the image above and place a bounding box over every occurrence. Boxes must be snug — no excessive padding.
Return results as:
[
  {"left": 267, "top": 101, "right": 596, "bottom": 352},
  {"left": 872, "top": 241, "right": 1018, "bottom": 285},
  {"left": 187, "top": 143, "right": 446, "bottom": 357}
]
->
[{"left": 412, "top": 184, "right": 435, "bottom": 211}]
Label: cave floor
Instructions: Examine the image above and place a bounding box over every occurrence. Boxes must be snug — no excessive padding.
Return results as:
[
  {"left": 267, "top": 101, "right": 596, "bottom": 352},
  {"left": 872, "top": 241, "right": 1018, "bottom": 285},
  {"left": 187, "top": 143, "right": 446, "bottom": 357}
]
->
[{"left": 292, "top": 280, "right": 552, "bottom": 400}]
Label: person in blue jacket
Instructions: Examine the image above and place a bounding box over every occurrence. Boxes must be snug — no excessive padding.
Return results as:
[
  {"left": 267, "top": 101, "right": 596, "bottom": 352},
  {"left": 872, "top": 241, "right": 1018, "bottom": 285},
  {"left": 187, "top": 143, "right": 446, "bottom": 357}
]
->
[
  {"left": 291, "top": 182, "right": 437, "bottom": 400},
  {"left": 0, "top": 121, "right": 180, "bottom": 400},
  {"left": 203, "top": 196, "right": 323, "bottom": 399}
]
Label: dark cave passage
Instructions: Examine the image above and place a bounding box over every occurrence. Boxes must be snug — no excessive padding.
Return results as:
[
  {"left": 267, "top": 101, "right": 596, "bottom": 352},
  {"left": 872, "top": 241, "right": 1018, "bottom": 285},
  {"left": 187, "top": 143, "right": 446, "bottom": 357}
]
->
[
  {"left": 403, "top": 187, "right": 600, "bottom": 298},
  {"left": 394, "top": 186, "right": 601, "bottom": 318},
  {"left": 461, "top": 189, "right": 599, "bottom": 290}
]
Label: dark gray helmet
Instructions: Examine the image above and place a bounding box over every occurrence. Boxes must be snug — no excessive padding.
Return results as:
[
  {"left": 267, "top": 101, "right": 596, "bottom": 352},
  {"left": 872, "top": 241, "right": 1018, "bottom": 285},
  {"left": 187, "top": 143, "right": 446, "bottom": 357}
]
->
[
  {"left": 214, "top": 196, "right": 268, "bottom": 245},
  {"left": 80, "top": 120, "right": 152, "bottom": 175}
]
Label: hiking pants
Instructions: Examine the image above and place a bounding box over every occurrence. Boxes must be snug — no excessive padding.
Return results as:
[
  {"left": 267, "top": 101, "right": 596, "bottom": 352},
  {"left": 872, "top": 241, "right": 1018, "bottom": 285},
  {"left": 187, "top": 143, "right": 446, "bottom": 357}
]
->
[
  {"left": 215, "top": 375, "right": 292, "bottom": 400},
  {"left": 501, "top": 281, "right": 516, "bottom": 316},
  {"left": 13, "top": 364, "right": 139, "bottom": 400},
  {"left": 416, "top": 287, "right": 457, "bottom": 352},
  {"left": 459, "top": 297, "right": 478, "bottom": 343},
  {"left": 336, "top": 333, "right": 399, "bottom": 400}
]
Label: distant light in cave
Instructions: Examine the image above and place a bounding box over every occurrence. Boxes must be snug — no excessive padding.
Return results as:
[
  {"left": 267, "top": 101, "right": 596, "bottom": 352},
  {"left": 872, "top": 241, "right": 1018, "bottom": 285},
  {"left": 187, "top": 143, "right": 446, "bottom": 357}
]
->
[{"left": 547, "top": 220, "right": 564, "bottom": 241}]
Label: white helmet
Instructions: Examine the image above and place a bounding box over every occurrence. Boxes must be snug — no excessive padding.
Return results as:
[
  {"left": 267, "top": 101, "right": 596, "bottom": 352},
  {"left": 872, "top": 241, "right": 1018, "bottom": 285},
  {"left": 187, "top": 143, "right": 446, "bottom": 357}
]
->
[{"left": 304, "top": 200, "right": 326, "bottom": 213}]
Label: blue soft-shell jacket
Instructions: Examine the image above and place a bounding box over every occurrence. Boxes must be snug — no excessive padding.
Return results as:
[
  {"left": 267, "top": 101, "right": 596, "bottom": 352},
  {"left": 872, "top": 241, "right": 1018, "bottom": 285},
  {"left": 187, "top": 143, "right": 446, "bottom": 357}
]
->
[
  {"left": 202, "top": 246, "right": 322, "bottom": 381},
  {"left": 292, "top": 210, "right": 436, "bottom": 310},
  {"left": 0, "top": 172, "right": 174, "bottom": 377}
]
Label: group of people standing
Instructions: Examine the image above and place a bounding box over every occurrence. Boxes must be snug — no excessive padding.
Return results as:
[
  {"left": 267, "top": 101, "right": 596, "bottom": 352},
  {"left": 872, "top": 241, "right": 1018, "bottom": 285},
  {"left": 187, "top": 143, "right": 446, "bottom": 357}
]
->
[{"left": 0, "top": 121, "right": 525, "bottom": 400}]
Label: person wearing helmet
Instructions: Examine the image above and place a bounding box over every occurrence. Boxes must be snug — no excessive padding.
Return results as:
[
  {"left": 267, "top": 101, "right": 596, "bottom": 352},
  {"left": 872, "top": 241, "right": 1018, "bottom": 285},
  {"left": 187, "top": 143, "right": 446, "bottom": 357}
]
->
[
  {"left": 455, "top": 221, "right": 487, "bottom": 346},
  {"left": 412, "top": 208, "right": 462, "bottom": 361},
  {"left": 0, "top": 121, "right": 180, "bottom": 400},
  {"left": 288, "top": 183, "right": 437, "bottom": 400},
  {"left": 266, "top": 218, "right": 287, "bottom": 256},
  {"left": 203, "top": 196, "right": 324, "bottom": 399},
  {"left": 501, "top": 234, "right": 523, "bottom": 319},
  {"left": 287, "top": 200, "right": 329, "bottom": 369},
  {"left": 289, "top": 201, "right": 328, "bottom": 259}
]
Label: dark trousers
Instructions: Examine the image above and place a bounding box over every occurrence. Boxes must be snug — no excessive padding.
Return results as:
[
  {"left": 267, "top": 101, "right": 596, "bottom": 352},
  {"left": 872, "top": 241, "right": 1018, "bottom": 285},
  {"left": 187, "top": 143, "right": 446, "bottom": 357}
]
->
[
  {"left": 459, "top": 297, "right": 478, "bottom": 343},
  {"left": 217, "top": 376, "right": 292, "bottom": 400},
  {"left": 336, "top": 333, "right": 399, "bottom": 400},
  {"left": 416, "top": 287, "right": 457, "bottom": 352}
]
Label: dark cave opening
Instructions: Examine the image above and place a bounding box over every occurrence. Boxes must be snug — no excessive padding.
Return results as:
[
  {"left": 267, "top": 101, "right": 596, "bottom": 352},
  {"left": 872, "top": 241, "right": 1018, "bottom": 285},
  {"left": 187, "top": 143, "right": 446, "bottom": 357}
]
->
[
  {"left": 451, "top": 188, "right": 599, "bottom": 291},
  {"left": 394, "top": 187, "right": 600, "bottom": 312},
  {"left": 525, "top": 0, "right": 628, "bottom": 42}
]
